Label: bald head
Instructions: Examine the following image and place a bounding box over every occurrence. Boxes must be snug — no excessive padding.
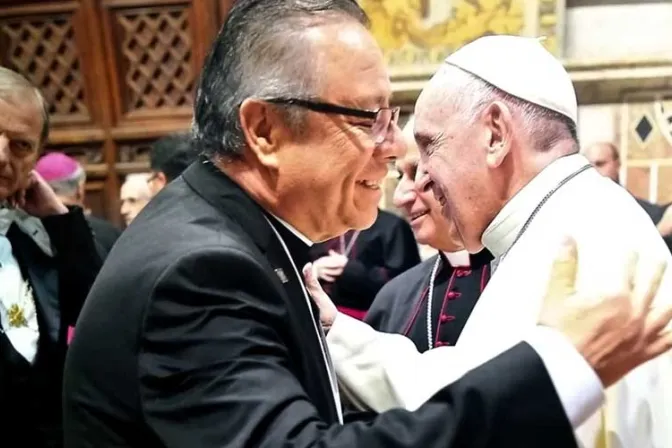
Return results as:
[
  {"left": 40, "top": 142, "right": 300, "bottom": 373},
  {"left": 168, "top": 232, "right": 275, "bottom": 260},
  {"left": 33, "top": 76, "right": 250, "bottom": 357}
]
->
[{"left": 583, "top": 142, "right": 620, "bottom": 182}]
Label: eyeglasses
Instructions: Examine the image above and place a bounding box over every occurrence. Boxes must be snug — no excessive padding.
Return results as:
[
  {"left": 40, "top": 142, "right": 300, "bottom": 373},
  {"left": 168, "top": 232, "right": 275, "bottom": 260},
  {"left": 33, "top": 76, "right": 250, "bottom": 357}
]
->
[{"left": 264, "top": 97, "right": 400, "bottom": 145}]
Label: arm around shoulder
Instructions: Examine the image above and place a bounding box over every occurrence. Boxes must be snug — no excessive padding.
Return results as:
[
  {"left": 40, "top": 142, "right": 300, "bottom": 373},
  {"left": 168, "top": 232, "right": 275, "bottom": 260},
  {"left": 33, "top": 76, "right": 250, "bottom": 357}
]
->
[{"left": 139, "top": 246, "right": 577, "bottom": 448}]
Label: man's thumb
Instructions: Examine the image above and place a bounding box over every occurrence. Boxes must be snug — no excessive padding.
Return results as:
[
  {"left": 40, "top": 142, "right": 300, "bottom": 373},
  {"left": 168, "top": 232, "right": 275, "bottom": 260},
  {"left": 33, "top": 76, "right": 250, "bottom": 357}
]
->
[{"left": 303, "top": 263, "right": 325, "bottom": 299}]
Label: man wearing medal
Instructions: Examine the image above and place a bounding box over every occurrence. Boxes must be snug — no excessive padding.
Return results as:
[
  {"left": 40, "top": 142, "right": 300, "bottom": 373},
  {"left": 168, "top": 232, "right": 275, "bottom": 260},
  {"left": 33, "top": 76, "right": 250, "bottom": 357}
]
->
[
  {"left": 0, "top": 66, "right": 103, "bottom": 447},
  {"left": 319, "top": 35, "right": 672, "bottom": 447}
]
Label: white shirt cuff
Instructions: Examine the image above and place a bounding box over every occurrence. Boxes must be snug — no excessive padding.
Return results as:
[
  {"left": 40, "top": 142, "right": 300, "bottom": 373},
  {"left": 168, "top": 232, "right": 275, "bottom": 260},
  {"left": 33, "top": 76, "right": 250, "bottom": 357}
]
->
[{"left": 525, "top": 326, "right": 605, "bottom": 428}]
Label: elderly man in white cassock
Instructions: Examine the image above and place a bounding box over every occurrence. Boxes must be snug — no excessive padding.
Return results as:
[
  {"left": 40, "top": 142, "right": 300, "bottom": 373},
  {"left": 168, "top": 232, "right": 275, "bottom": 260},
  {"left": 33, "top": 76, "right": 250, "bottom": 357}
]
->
[{"left": 318, "top": 35, "right": 672, "bottom": 447}]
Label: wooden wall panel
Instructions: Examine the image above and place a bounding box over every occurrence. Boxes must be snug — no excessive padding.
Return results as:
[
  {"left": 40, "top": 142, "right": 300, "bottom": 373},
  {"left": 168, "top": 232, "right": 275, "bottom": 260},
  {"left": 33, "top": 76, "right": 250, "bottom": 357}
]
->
[{"left": 0, "top": 0, "right": 231, "bottom": 223}]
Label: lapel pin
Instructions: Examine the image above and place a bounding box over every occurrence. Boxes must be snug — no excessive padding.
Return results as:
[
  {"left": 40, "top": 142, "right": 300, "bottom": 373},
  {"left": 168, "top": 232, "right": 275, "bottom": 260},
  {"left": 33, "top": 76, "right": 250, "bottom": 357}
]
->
[{"left": 275, "top": 268, "right": 289, "bottom": 284}]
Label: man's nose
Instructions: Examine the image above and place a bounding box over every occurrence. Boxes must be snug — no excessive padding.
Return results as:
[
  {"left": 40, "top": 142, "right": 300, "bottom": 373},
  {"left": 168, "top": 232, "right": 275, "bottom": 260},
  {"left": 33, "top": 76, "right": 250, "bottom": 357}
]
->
[
  {"left": 393, "top": 181, "right": 415, "bottom": 209},
  {"left": 377, "top": 125, "right": 406, "bottom": 162}
]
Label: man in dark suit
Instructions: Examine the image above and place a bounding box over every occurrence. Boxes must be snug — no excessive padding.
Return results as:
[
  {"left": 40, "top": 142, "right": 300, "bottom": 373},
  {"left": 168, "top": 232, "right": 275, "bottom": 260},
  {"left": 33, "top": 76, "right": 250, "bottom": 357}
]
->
[
  {"left": 0, "top": 66, "right": 103, "bottom": 447},
  {"left": 62, "top": 1, "right": 672, "bottom": 447}
]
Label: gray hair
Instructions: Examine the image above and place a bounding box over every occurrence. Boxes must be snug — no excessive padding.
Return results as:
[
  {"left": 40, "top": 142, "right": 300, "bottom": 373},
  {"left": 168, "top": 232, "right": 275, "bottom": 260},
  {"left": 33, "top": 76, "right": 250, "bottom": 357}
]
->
[
  {"left": 47, "top": 164, "right": 86, "bottom": 197},
  {"left": 0, "top": 66, "right": 49, "bottom": 145},
  {"left": 192, "top": 0, "right": 368, "bottom": 158},
  {"left": 440, "top": 64, "right": 578, "bottom": 151}
]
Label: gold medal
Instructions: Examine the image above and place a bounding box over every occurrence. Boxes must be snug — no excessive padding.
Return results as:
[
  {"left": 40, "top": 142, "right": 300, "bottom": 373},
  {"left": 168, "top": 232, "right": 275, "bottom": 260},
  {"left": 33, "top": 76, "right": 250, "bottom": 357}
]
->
[{"left": 8, "top": 304, "right": 27, "bottom": 328}]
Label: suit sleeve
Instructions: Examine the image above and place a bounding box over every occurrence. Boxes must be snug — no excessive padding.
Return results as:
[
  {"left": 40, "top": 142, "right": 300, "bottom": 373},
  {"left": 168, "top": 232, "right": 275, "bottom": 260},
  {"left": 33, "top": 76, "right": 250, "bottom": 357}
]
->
[
  {"left": 336, "top": 220, "right": 421, "bottom": 305},
  {"left": 139, "top": 247, "right": 578, "bottom": 448},
  {"left": 41, "top": 206, "right": 104, "bottom": 325}
]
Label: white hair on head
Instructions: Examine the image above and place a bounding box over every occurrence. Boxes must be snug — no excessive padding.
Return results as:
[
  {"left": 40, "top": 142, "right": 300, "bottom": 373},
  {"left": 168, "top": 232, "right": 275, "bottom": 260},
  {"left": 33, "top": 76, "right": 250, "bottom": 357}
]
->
[{"left": 435, "top": 64, "right": 578, "bottom": 151}]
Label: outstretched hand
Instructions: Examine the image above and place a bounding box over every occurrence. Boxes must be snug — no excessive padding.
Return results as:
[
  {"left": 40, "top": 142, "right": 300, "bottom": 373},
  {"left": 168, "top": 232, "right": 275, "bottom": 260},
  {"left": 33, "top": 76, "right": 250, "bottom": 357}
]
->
[
  {"left": 539, "top": 236, "right": 672, "bottom": 388},
  {"left": 303, "top": 262, "right": 338, "bottom": 331}
]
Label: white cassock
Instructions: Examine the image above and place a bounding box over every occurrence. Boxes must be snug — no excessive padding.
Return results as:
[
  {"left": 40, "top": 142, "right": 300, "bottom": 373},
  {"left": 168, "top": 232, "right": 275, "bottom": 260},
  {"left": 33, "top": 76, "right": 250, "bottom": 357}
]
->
[{"left": 327, "top": 154, "right": 672, "bottom": 447}]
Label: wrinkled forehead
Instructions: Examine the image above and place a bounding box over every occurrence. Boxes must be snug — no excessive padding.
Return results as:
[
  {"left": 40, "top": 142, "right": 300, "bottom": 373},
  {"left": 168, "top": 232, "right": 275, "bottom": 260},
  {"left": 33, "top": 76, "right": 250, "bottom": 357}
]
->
[
  {"left": 413, "top": 68, "right": 455, "bottom": 143},
  {"left": 314, "top": 23, "right": 391, "bottom": 108},
  {"left": 0, "top": 91, "right": 44, "bottom": 137}
]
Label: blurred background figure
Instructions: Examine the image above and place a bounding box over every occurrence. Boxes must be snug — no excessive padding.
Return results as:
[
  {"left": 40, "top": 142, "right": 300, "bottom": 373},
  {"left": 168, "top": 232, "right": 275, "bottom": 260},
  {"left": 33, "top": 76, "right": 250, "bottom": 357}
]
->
[
  {"left": 119, "top": 173, "right": 151, "bottom": 226},
  {"left": 147, "top": 133, "right": 197, "bottom": 196},
  {"left": 36, "top": 152, "right": 121, "bottom": 255},
  {"left": 310, "top": 209, "right": 421, "bottom": 320},
  {"left": 583, "top": 142, "right": 672, "bottom": 250}
]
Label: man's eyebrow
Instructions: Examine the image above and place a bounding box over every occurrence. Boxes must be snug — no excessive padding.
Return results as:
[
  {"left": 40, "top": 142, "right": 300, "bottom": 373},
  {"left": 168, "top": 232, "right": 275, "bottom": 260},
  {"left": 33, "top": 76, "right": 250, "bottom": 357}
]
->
[
  {"left": 347, "top": 94, "right": 389, "bottom": 110},
  {"left": 414, "top": 131, "right": 434, "bottom": 149}
]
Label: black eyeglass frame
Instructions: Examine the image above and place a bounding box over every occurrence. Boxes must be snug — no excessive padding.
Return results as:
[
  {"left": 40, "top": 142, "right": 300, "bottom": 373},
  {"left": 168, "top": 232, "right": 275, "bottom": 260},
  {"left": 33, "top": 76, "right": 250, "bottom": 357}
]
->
[
  {"left": 265, "top": 97, "right": 395, "bottom": 118},
  {"left": 262, "top": 97, "right": 400, "bottom": 143}
]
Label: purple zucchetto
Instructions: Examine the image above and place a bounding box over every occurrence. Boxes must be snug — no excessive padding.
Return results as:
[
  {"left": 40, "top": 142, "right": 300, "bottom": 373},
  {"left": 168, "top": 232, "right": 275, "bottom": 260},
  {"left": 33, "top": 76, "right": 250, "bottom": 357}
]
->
[{"left": 35, "top": 152, "right": 81, "bottom": 182}]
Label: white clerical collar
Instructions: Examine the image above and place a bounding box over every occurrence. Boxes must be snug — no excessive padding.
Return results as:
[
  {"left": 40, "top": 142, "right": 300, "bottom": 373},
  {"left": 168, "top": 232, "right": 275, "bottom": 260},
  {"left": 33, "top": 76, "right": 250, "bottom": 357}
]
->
[
  {"left": 270, "top": 214, "right": 313, "bottom": 247},
  {"left": 482, "top": 153, "right": 591, "bottom": 258},
  {"left": 443, "top": 250, "right": 470, "bottom": 267}
]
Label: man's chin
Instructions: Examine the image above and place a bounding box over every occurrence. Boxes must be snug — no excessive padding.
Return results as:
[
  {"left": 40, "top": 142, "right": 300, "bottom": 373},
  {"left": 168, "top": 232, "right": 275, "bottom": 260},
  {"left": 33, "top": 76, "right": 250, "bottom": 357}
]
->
[
  {"left": 0, "top": 185, "right": 16, "bottom": 203},
  {"left": 348, "top": 207, "right": 378, "bottom": 232}
]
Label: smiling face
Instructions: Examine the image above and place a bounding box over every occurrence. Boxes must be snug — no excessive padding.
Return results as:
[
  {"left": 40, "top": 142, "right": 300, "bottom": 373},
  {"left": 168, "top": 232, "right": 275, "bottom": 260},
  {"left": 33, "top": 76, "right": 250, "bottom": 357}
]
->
[
  {"left": 393, "top": 125, "right": 463, "bottom": 251},
  {"left": 240, "top": 20, "right": 404, "bottom": 241},
  {"left": 413, "top": 68, "right": 517, "bottom": 252},
  {"left": 0, "top": 91, "right": 43, "bottom": 201}
]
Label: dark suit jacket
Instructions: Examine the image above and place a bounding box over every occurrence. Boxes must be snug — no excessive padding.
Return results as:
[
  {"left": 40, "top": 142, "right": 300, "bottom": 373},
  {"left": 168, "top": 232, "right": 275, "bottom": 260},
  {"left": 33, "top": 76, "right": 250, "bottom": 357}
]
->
[
  {"left": 310, "top": 210, "right": 421, "bottom": 311},
  {"left": 0, "top": 207, "right": 103, "bottom": 447},
  {"left": 86, "top": 214, "right": 121, "bottom": 257},
  {"left": 634, "top": 197, "right": 672, "bottom": 252},
  {"left": 63, "top": 158, "right": 578, "bottom": 447}
]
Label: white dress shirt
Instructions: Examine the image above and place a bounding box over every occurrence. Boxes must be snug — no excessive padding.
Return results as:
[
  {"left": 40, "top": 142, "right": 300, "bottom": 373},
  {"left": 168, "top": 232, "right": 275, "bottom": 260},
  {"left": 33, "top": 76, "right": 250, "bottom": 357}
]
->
[{"left": 0, "top": 207, "right": 51, "bottom": 364}]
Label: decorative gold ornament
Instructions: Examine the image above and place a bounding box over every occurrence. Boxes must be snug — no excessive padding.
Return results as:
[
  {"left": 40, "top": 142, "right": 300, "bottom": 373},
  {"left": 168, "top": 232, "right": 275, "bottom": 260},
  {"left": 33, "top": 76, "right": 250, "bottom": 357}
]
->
[
  {"left": 359, "top": 0, "right": 563, "bottom": 77},
  {"left": 8, "top": 303, "right": 27, "bottom": 328}
]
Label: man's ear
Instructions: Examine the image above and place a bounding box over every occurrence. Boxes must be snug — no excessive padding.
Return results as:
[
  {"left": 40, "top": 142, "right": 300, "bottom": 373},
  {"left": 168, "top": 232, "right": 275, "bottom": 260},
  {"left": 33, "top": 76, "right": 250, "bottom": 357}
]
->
[
  {"left": 156, "top": 171, "right": 168, "bottom": 188},
  {"left": 482, "top": 101, "right": 513, "bottom": 168},
  {"left": 239, "top": 99, "right": 285, "bottom": 169}
]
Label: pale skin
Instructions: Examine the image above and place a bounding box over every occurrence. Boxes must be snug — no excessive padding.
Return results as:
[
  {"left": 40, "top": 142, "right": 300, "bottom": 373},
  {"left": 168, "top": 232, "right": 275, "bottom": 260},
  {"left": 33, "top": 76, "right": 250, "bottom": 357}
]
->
[
  {"left": 147, "top": 171, "right": 168, "bottom": 197},
  {"left": 394, "top": 125, "right": 463, "bottom": 252},
  {"left": 304, "top": 237, "right": 672, "bottom": 389},
  {"left": 413, "top": 66, "right": 576, "bottom": 253},
  {"left": 0, "top": 91, "right": 68, "bottom": 217},
  {"left": 119, "top": 174, "right": 152, "bottom": 226},
  {"left": 216, "top": 21, "right": 405, "bottom": 244}
]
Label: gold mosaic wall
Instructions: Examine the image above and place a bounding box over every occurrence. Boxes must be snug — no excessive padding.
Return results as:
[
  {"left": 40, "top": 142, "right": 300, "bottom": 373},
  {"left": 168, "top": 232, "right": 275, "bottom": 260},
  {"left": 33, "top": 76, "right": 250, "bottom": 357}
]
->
[{"left": 360, "top": 0, "right": 564, "bottom": 81}]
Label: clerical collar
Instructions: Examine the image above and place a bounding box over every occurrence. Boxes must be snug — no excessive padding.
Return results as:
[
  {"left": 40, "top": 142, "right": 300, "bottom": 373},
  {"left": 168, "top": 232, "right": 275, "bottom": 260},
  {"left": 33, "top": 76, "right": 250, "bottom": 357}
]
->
[
  {"left": 269, "top": 214, "right": 313, "bottom": 247},
  {"left": 442, "top": 250, "right": 470, "bottom": 267},
  {"left": 482, "top": 153, "right": 591, "bottom": 258}
]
